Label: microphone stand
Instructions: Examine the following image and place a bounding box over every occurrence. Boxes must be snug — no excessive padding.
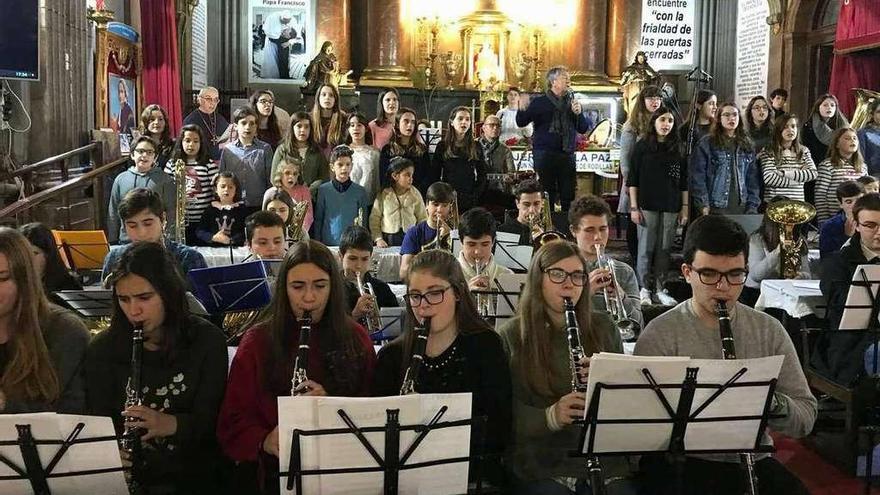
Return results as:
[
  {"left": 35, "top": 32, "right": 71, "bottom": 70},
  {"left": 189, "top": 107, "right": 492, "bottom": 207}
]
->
[{"left": 684, "top": 66, "right": 714, "bottom": 156}]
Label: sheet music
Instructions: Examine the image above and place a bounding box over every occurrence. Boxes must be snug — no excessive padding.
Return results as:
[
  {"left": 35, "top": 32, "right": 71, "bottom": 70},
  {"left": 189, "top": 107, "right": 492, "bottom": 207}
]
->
[
  {"left": 492, "top": 273, "right": 526, "bottom": 317},
  {"left": 494, "top": 244, "right": 532, "bottom": 271},
  {"left": 0, "top": 413, "right": 127, "bottom": 494},
  {"left": 582, "top": 354, "right": 783, "bottom": 454},
  {"left": 278, "top": 393, "right": 472, "bottom": 495},
  {"left": 840, "top": 264, "right": 880, "bottom": 330}
]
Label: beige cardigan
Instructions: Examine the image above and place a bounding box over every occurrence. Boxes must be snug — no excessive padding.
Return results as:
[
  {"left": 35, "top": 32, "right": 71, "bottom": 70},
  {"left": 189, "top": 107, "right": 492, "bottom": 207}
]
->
[{"left": 369, "top": 186, "right": 427, "bottom": 240}]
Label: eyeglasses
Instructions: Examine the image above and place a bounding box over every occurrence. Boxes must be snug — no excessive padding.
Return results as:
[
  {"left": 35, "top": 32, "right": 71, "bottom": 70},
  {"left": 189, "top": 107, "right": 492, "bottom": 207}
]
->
[
  {"left": 407, "top": 286, "right": 452, "bottom": 307},
  {"left": 257, "top": 98, "right": 274, "bottom": 105},
  {"left": 860, "top": 221, "right": 880, "bottom": 232},
  {"left": 645, "top": 97, "right": 663, "bottom": 103},
  {"left": 133, "top": 148, "right": 156, "bottom": 156},
  {"left": 543, "top": 268, "right": 587, "bottom": 287},
  {"left": 687, "top": 265, "right": 748, "bottom": 286},
  {"left": 199, "top": 96, "right": 219, "bottom": 102},
  {"left": 721, "top": 112, "right": 739, "bottom": 118}
]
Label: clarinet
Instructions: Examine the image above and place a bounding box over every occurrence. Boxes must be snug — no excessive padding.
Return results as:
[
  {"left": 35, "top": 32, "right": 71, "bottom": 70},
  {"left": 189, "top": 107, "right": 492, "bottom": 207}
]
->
[
  {"left": 291, "top": 311, "right": 312, "bottom": 396},
  {"left": 563, "top": 297, "right": 606, "bottom": 495},
  {"left": 399, "top": 317, "right": 430, "bottom": 395},
  {"left": 121, "top": 324, "right": 144, "bottom": 493},
  {"left": 715, "top": 300, "right": 759, "bottom": 495}
]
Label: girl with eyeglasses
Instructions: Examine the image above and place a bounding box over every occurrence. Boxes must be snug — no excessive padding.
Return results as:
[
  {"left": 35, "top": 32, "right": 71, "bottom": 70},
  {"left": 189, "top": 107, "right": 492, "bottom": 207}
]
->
[
  {"left": 498, "top": 241, "right": 625, "bottom": 495},
  {"left": 372, "top": 249, "right": 512, "bottom": 487},
  {"left": 249, "top": 90, "right": 282, "bottom": 150}
]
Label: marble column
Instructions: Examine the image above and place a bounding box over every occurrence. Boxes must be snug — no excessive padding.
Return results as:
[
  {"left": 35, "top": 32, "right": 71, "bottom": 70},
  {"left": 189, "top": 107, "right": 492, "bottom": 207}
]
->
[
  {"left": 359, "top": 0, "right": 412, "bottom": 87},
  {"left": 567, "top": 0, "right": 612, "bottom": 87},
  {"left": 316, "top": 0, "right": 350, "bottom": 73}
]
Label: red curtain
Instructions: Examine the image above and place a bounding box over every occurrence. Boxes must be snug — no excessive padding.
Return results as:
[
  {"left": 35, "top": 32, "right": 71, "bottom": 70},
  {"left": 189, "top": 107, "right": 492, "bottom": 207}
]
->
[
  {"left": 829, "top": 0, "right": 880, "bottom": 118},
  {"left": 140, "top": 0, "right": 183, "bottom": 135}
]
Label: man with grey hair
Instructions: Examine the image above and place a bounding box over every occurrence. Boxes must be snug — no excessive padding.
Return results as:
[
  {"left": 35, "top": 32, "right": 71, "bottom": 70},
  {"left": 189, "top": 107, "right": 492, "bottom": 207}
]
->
[
  {"left": 183, "top": 86, "right": 230, "bottom": 160},
  {"left": 515, "top": 66, "right": 593, "bottom": 212}
]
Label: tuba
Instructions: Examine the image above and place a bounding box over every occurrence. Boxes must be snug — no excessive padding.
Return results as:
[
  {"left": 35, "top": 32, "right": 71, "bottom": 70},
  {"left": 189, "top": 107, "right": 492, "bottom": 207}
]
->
[
  {"left": 291, "top": 311, "right": 312, "bottom": 396},
  {"left": 288, "top": 199, "right": 310, "bottom": 243},
  {"left": 122, "top": 324, "right": 145, "bottom": 492},
  {"left": 594, "top": 244, "right": 638, "bottom": 341},
  {"left": 765, "top": 199, "right": 815, "bottom": 279},
  {"left": 172, "top": 159, "right": 188, "bottom": 243},
  {"left": 851, "top": 88, "right": 880, "bottom": 129},
  {"left": 531, "top": 192, "right": 566, "bottom": 248}
]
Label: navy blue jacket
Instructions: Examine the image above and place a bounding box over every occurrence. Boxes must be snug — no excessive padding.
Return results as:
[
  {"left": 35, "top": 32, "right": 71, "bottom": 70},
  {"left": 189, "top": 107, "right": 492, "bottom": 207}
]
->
[{"left": 515, "top": 95, "right": 593, "bottom": 153}]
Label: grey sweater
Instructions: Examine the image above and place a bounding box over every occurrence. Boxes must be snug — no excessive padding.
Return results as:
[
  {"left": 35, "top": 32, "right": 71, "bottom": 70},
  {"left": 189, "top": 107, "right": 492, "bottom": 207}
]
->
[
  {"left": 634, "top": 300, "right": 817, "bottom": 462},
  {"left": 107, "top": 165, "right": 177, "bottom": 243}
]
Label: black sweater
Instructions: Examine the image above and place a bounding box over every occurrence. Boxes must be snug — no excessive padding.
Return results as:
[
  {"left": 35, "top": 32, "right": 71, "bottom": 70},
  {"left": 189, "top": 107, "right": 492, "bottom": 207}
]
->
[
  {"left": 195, "top": 202, "right": 248, "bottom": 247},
  {"left": 84, "top": 315, "right": 229, "bottom": 493},
  {"left": 373, "top": 329, "right": 512, "bottom": 484},
  {"left": 379, "top": 144, "right": 437, "bottom": 197},
  {"left": 627, "top": 138, "right": 688, "bottom": 212},
  {"left": 435, "top": 142, "right": 487, "bottom": 212}
]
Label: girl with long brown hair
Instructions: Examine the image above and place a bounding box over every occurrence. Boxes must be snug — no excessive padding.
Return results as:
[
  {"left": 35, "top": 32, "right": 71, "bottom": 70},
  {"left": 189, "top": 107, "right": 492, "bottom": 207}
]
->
[
  {"left": 310, "top": 83, "right": 347, "bottom": 158},
  {"left": 759, "top": 113, "right": 816, "bottom": 203},
  {"left": 139, "top": 104, "right": 175, "bottom": 169},
  {"left": 0, "top": 227, "right": 89, "bottom": 414},
  {"left": 498, "top": 240, "right": 622, "bottom": 494},
  {"left": 815, "top": 127, "right": 867, "bottom": 222},
  {"left": 249, "top": 89, "right": 282, "bottom": 149},
  {"left": 436, "top": 106, "right": 487, "bottom": 213},
  {"left": 368, "top": 87, "right": 400, "bottom": 150},
  {"left": 217, "top": 240, "right": 376, "bottom": 491},
  {"left": 372, "top": 249, "right": 511, "bottom": 486},
  {"left": 272, "top": 111, "right": 329, "bottom": 192},
  {"left": 378, "top": 107, "right": 433, "bottom": 194}
]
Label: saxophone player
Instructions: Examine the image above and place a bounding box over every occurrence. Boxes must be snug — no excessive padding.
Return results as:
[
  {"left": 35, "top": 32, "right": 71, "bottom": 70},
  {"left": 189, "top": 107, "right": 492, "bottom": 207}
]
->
[
  {"left": 568, "top": 195, "right": 645, "bottom": 329},
  {"left": 634, "top": 215, "right": 816, "bottom": 495},
  {"left": 338, "top": 226, "right": 399, "bottom": 324}
]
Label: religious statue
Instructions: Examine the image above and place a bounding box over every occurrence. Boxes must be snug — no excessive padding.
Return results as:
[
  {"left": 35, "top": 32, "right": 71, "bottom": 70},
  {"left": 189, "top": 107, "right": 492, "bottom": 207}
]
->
[
  {"left": 620, "top": 51, "right": 661, "bottom": 115},
  {"left": 513, "top": 52, "right": 530, "bottom": 90},
  {"left": 442, "top": 51, "right": 462, "bottom": 91},
  {"left": 303, "top": 41, "right": 340, "bottom": 94},
  {"left": 474, "top": 43, "right": 501, "bottom": 90}
]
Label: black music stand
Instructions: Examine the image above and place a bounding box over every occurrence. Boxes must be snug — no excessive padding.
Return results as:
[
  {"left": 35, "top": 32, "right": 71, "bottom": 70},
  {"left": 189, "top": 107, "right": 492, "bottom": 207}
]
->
[
  {"left": 574, "top": 366, "right": 778, "bottom": 495},
  {"left": 282, "top": 407, "right": 490, "bottom": 495},
  {"left": 51, "top": 289, "right": 113, "bottom": 319},
  {"left": 492, "top": 241, "right": 531, "bottom": 272},
  {"left": 0, "top": 420, "right": 125, "bottom": 494}
]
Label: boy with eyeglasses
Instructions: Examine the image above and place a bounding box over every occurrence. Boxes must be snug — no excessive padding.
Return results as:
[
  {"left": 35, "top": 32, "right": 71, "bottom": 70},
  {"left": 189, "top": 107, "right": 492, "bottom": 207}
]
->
[
  {"left": 818, "top": 193, "right": 880, "bottom": 384},
  {"left": 635, "top": 214, "right": 815, "bottom": 495},
  {"left": 108, "top": 136, "right": 177, "bottom": 244}
]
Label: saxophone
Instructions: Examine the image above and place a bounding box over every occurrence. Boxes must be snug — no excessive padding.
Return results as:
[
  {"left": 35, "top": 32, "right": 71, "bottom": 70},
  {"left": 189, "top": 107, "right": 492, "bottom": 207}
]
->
[
  {"left": 356, "top": 271, "right": 383, "bottom": 334},
  {"left": 291, "top": 311, "right": 312, "bottom": 396},
  {"left": 715, "top": 300, "right": 759, "bottom": 495},
  {"left": 400, "top": 318, "right": 430, "bottom": 395},
  {"left": 288, "top": 198, "right": 309, "bottom": 242},
  {"left": 564, "top": 297, "right": 606, "bottom": 495},
  {"left": 172, "top": 159, "right": 187, "bottom": 243},
  {"left": 122, "top": 324, "right": 144, "bottom": 492}
]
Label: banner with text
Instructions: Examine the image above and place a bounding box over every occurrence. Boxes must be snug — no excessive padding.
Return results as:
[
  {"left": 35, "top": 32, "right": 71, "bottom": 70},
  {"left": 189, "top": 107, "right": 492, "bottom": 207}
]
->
[
  {"left": 734, "top": 0, "right": 770, "bottom": 110},
  {"left": 511, "top": 149, "right": 621, "bottom": 178},
  {"left": 639, "top": 0, "right": 696, "bottom": 71}
]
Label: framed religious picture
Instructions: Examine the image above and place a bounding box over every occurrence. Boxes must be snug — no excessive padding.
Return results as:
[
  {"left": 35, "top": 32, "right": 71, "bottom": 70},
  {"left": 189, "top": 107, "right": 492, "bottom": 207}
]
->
[
  {"left": 248, "top": 0, "right": 316, "bottom": 84},
  {"left": 95, "top": 22, "right": 143, "bottom": 149}
]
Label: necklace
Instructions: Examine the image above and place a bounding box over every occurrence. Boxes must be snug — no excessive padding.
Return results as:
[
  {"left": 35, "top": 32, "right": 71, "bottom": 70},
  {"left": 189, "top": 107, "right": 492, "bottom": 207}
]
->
[
  {"left": 200, "top": 111, "right": 218, "bottom": 144},
  {"left": 424, "top": 341, "right": 458, "bottom": 371}
]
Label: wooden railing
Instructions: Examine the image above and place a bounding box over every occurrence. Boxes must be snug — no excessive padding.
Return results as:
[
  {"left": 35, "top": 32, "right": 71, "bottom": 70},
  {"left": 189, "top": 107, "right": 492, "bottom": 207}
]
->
[{"left": 0, "top": 142, "right": 127, "bottom": 230}]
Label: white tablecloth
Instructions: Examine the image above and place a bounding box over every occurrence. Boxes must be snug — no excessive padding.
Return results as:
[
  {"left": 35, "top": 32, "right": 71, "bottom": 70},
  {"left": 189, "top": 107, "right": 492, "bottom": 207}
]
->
[
  {"left": 755, "top": 279, "right": 825, "bottom": 319},
  {"left": 196, "top": 246, "right": 251, "bottom": 267}
]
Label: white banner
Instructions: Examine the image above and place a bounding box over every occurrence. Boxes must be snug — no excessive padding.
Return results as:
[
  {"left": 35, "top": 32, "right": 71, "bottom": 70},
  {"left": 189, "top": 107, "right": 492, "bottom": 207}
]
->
[
  {"left": 638, "top": 0, "right": 696, "bottom": 71},
  {"left": 734, "top": 0, "right": 771, "bottom": 110},
  {"left": 248, "top": 0, "right": 316, "bottom": 84},
  {"left": 511, "top": 149, "right": 621, "bottom": 178}
]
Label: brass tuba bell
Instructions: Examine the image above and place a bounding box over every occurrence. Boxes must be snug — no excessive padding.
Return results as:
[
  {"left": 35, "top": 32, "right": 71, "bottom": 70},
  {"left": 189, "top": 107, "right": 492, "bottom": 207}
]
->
[
  {"left": 765, "top": 199, "right": 816, "bottom": 279},
  {"left": 851, "top": 88, "right": 880, "bottom": 130}
]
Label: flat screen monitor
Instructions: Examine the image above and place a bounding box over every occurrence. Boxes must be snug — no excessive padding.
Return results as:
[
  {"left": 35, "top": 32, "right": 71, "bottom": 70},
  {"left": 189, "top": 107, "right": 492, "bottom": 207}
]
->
[{"left": 0, "top": 0, "right": 39, "bottom": 81}]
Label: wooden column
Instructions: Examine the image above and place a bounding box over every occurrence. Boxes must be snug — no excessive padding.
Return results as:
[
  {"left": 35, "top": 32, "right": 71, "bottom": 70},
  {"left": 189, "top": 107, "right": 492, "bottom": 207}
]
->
[{"left": 359, "top": 0, "right": 412, "bottom": 87}]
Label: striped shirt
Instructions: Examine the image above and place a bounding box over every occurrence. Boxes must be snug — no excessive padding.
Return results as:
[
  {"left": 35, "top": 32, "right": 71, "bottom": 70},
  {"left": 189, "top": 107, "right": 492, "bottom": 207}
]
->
[
  {"left": 814, "top": 157, "right": 866, "bottom": 222},
  {"left": 164, "top": 158, "right": 219, "bottom": 225},
  {"left": 759, "top": 147, "right": 817, "bottom": 202}
]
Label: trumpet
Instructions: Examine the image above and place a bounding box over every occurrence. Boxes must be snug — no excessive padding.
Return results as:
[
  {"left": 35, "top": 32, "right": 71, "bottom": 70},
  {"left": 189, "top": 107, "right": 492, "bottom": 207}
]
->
[
  {"left": 422, "top": 195, "right": 458, "bottom": 252},
  {"left": 472, "top": 258, "right": 491, "bottom": 317},
  {"left": 291, "top": 311, "right": 312, "bottom": 396},
  {"left": 594, "top": 244, "right": 638, "bottom": 341},
  {"left": 531, "top": 192, "right": 566, "bottom": 248},
  {"left": 715, "top": 301, "right": 759, "bottom": 495},
  {"left": 563, "top": 297, "right": 606, "bottom": 495},
  {"left": 122, "top": 324, "right": 144, "bottom": 492},
  {"left": 400, "top": 317, "right": 430, "bottom": 395},
  {"left": 356, "top": 271, "right": 383, "bottom": 334}
]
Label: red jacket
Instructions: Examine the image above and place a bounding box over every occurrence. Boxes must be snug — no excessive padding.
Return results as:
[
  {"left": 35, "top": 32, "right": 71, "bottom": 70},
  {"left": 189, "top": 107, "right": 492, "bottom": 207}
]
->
[{"left": 217, "top": 321, "right": 376, "bottom": 462}]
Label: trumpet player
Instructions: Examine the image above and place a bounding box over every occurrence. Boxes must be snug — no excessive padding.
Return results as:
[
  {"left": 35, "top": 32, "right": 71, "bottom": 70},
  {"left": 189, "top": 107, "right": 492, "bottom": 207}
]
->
[
  {"left": 338, "top": 226, "right": 399, "bottom": 323},
  {"left": 568, "top": 195, "right": 644, "bottom": 329},
  {"left": 498, "top": 179, "right": 546, "bottom": 246},
  {"left": 456, "top": 208, "right": 512, "bottom": 295},
  {"left": 400, "top": 182, "right": 456, "bottom": 279},
  {"left": 635, "top": 215, "right": 815, "bottom": 495}
]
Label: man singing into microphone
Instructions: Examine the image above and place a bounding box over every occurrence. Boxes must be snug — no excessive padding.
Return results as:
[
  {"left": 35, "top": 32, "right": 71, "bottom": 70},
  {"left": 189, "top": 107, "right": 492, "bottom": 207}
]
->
[
  {"left": 515, "top": 66, "right": 593, "bottom": 212},
  {"left": 633, "top": 214, "right": 816, "bottom": 495}
]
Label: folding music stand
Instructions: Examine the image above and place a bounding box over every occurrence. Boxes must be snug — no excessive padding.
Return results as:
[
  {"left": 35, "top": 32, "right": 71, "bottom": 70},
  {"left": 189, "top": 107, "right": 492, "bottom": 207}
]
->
[
  {"left": 574, "top": 359, "right": 780, "bottom": 495},
  {"left": 0, "top": 413, "right": 127, "bottom": 494},
  {"left": 52, "top": 230, "right": 110, "bottom": 285},
  {"left": 281, "top": 408, "right": 488, "bottom": 495},
  {"left": 187, "top": 260, "right": 276, "bottom": 314},
  {"left": 369, "top": 307, "right": 405, "bottom": 343},
  {"left": 51, "top": 289, "right": 113, "bottom": 320}
]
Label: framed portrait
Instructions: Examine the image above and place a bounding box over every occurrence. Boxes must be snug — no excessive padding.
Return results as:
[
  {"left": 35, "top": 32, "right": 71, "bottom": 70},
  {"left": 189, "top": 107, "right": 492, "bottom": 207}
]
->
[
  {"left": 248, "top": 0, "right": 316, "bottom": 84},
  {"left": 95, "top": 23, "right": 143, "bottom": 143}
]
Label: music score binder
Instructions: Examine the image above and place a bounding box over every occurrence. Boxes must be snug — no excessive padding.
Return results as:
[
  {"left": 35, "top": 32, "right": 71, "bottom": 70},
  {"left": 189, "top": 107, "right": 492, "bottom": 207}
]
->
[{"left": 188, "top": 260, "right": 280, "bottom": 314}]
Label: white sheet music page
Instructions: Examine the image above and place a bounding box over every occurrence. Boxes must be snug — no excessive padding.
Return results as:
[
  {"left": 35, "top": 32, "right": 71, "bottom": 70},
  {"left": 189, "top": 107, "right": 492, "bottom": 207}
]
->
[
  {"left": 0, "top": 413, "right": 127, "bottom": 495},
  {"left": 278, "top": 393, "right": 472, "bottom": 495}
]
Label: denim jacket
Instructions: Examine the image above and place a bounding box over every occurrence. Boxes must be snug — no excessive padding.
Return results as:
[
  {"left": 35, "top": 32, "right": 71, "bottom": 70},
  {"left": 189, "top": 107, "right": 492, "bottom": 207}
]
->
[{"left": 690, "top": 135, "right": 760, "bottom": 211}]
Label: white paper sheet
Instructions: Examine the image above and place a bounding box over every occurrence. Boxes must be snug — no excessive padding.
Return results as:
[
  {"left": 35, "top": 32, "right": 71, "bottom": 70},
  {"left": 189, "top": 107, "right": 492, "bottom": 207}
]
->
[
  {"left": 582, "top": 353, "right": 783, "bottom": 455},
  {"left": 0, "top": 413, "right": 127, "bottom": 495},
  {"left": 492, "top": 273, "right": 526, "bottom": 317},
  {"left": 840, "top": 264, "right": 880, "bottom": 330},
  {"left": 278, "top": 393, "right": 472, "bottom": 495}
]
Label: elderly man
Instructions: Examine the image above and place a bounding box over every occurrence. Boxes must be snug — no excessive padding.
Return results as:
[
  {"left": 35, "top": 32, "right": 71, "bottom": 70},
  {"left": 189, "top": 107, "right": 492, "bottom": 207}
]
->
[
  {"left": 479, "top": 114, "right": 516, "bottom": 214},
  {"left": 183, "top": 86, "right": 230, "bottom": 160},
  {"left": 516, "top": 66, "right": 593, "bottom": 212}
]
